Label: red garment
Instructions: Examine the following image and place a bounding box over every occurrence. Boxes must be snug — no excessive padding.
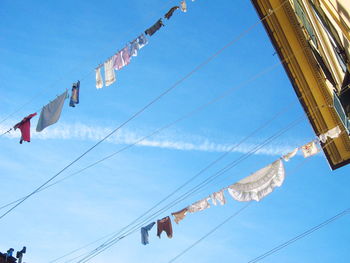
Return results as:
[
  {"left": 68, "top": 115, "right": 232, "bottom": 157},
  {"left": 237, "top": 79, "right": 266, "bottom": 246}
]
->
[
  {"left": 14, "top": 113, "right": 37, "bottom": 144},
  {"left": 157, "top": 216, "right": 173, "bottom": 238}
]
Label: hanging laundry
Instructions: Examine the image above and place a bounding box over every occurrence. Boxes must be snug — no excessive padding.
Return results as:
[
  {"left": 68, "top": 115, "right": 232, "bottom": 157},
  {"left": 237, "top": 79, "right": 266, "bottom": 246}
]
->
[
  {"left": 13, "top": 113, "right": 37, "bottom": 144},
  {"left": 188, "top": 198, "right": 210, "bottom": 213},
  {"left": 36, "top": 90, "right": 68, "bottom": 132},
  {"left": 95, "top": 67, "right": 103, "bottom": 89},
  {"left": 228, "top": 159, "right": 285, "bottom": 202},
  {"left": 145, "top": 19, "right": 164, "bottom": 36},
  {"left": 104, "top": 57, "right": 116, "bottom": 86},
  {"left": 129, "top": 39, "right": 139, "bottom": 57},
  {"left": 137, "top": 34, "right": 148, "bottom": 48},
  {"left": 282, "top": 148, "right": 299, "bottom": 162},
  {"left": 171, "top": 208, "right": 188, "bottom": 224},
  {"left": 121, "top": 46, "right": 131, "bottom": 67},
  {"left": 157, "top": 216, "right": 173, "bottom": 238},
  {"left": 180, "top": 0, "right": 187, "bottom": 12},
  {"left": 301, "top": 141, "right": 320, "bottom": 158},
  {"left": 165, "top": 6, "right": 179, "bottom": 20},
  {"left": 141, "top": 222, "right": 155, "bottom": 245},
  {"left": 210, "top": 190, "right": 226, "bottom": 206},
  {"left": 113, "top": 52, "right": 124, "bottom": 70},
  {"left": 319, "top": 126, "right": 341, "bottom": 143},
  {"left": 69, "top": 81, "right": 80, "bottom": 107}
]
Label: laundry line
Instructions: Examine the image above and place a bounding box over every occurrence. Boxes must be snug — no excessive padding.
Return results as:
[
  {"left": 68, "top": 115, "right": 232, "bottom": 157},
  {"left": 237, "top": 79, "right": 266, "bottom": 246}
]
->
[
  {"left": 60, "top": 116, "right": 306, "bottom": 263},
  {"left": 54, "top": 107, "right": 343, "bottom": 263}
]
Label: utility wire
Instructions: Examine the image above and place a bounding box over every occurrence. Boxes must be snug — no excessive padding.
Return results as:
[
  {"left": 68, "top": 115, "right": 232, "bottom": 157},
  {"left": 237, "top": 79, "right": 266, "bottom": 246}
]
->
[
  {"left": 64, "top": 115, "right": 340, "bottom": 263},
  {"left": 47, "top": 103, "right": 297, "bottom": 263},
  {"left": 0, "top": 0, "right": 171, "bottom": 127},
  {"left": 247, "top": 208, "right": 350, "bottom": 263},
  {"left": 0, "top": 0, "right": 288, "bottom": 221},
  {"left": 0, "top": 49, "right": 294, "bottom": 212},
  {"left": 168, "top": 203, "right": 252, "bottom": 263},
  {"left": 66, "top": 117, "right": 303, "bottom": 263},
  {"left": 168, "top": 134, "right": 344, "bottom": 263}
]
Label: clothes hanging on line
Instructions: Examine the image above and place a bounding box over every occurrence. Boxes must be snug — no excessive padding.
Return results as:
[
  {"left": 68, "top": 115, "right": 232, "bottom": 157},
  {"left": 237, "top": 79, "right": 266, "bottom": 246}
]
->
[
  {"left": 210, "top": 190, "right": 226, "bottom": 206},
  {"left": 141, "top": 222, "right": 155, "bottom": 245},
  {"left": 104, "top": 57, "right": 116, "bottom": 86},
  {"left": 228, "top": 159, "right": 285, "bottom": 202},
  {"left": 95, "top": 67, "right": 103, "bottom": 89},
  {"left": 69, "top": 81, "right": 80, "bottom": 107},
  {"left": 171, "top": 208, "right": 188, "bottom": 224},
  {"left": 157, "top": 216, "right": 173, "bottom": 238},
  {"left": 188, "top": 198, "right": 210, "bottom": 213},
  {"left": 165, "top": 6, "right": 179, "bottom": 19},
  {"left": 129, "top": 34, "right": 149, "bottom": 57},
  {"left": 301, "top": 141, "right": 320, "bottom": 158},
  {"left": 13, "top": 113, "right": 37, "bottom": 144},
  {"left": 36, "top": 90, "right": 68, "bottom": 132},
  {"left": 121, "top": 46, "right": 131, "bottom": 67},
  {"left": 282, "top": 148, "right": 299, "bottom": 162},
  {"left": 113, "top": 51, "right": 124, "bottom": 70},
  {"left": 145, "top": 19, "right": 164, "bottom": 36},
  {"left": 319, "top": 126, "right": 341, "bottom": 143},
  {"left": 180, "top": 0, "right": 187, "bottom": 12}
]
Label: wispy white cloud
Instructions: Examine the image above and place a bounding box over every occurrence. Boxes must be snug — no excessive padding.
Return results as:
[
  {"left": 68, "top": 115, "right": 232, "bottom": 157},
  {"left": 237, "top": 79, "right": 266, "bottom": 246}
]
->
[{"left": 1, "top": 122, "right": 300, "bottom": 156}]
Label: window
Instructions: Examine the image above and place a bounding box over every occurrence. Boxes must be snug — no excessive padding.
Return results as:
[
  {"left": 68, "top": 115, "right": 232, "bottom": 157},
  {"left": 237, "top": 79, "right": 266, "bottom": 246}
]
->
[
  {"left": 309, "top": 43, "right": 337, "bottom": 87},
  {"left": 293, "top": 0, "right": 318, "bottom": 47},
  {"left": 310, "top": 1, "right": 348, "bottom": 72}
]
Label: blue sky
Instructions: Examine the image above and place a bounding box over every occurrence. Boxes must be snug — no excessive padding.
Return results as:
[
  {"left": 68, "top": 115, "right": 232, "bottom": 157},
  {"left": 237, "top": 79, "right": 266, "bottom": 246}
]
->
[{"left": 0, "top": 0, "right": 349, "bottom": 263}]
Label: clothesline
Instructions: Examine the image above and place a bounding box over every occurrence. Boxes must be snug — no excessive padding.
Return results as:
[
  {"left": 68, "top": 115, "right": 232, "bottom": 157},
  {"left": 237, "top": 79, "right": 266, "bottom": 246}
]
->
[{"left": 137, "top": 131, "right": 341, "bottom": 246}]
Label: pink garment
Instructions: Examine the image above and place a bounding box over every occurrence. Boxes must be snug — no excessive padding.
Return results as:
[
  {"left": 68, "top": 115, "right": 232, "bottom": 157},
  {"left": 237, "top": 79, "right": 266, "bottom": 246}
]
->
[
  {"left": 121, "top": 47, "right": 130, "bottom": 67},
  {"left": 113, "top": 52, "right": 124, "bottom": 70}
]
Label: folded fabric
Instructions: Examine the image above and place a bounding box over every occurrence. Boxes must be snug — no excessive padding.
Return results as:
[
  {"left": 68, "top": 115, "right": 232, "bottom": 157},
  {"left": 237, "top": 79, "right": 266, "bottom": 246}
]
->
[
  {"left": 129, "top": 39, "right": 139, "bottom": 57},
  {"left": 14, "top": 113, "right": 37, "bottom": 144},
  {"left": 145, "top": 19, "right": 164, "bottom": 36},
  {"left": 36, "top": 90, "right": 68, "bottom": 132},
  {"left": 180, "top": 0, "right": 187, "bottom": 12},
  {"left": 171, "top": 208, "right": 188, "bottom": 224},
  {"left": 165, "top": 6, "right": 179, "bottom": 19},
  {"left": 104, "top": 57, "right": 116, "bottom": 86},
  {"left": 319, "top": 126, "right": 341, "bottom": 143},
  {"left": 188, "top": 198, "right": 210, "bottom": 213},
  {"left": 157, "top": 216, "right": 173, "bottom": 238},
  {"left": 95, "top": 67, "right": 103, "bottom": 89},
  {"left": 301, "top": 141, "right": 320, "bottom": 158},
  {"left": 141, "top": 222, "right": 155, "bottom": 245},
  {"left": 210, "top": 190, "right": 226, "bottom": 206},
  {"left": 282, "top": 148, "right": 299, "bottom": 162},
  {"left": 228, "top": 159, "right": 285, "bottom": 202},
  {"left": 69, "top": 81, "right": 80, "bottom": 107}
]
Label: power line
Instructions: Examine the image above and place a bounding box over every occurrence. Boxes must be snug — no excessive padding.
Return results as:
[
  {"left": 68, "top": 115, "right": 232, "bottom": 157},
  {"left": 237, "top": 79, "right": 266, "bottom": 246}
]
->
[
  {"left": 65, "top": 117, "right": 304, "bottom": 263},
  {"left": 165, "top": 136, "right": 347, "bottom": 263},
  {"left": 0, "top": 0, "right": 288, "bottom": 221},
  {"left": 247, "top": 208, "right": 350, "bottom": 263},
  {"left": 0, "top": 0, "right": 171, "bottom": 127},
  {"left": 168, "top": 203, "right": 252, "bottom": 263},
  {"left": 47, "top": 104, "right": 297, "bottom": 263},
  {"left": 0, "top": 50, "right": 293, "bottom": 212}
]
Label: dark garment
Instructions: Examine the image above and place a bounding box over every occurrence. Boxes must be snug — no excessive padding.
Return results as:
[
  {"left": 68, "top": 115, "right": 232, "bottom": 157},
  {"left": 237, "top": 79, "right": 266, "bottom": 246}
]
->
[
  {"left": 157, "top": 216, "right": 173, "bottom": 238},
  {"left": 145, "top": 19, "right": 164, "bottom": 36},
  {"left": 141, "top": 222, "right": 155, "bottom": 245},
  {"left": 69, "top": 80, "right": 80, "bottom": 107},
  {"left": 14, "top": 113, "right": 37, "bottom": 144},
  {"left": 165, "top": 6, "right": 179, "bottom": 20}
]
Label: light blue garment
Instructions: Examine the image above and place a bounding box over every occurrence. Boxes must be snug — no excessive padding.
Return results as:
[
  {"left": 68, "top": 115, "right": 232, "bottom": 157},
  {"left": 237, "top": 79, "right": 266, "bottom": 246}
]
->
[
  {"left": 141, "top": 222, "right": 155, "bottom": 245},
  {"left": 36, "top": 90, "right": 68, "bottom": 132}
]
